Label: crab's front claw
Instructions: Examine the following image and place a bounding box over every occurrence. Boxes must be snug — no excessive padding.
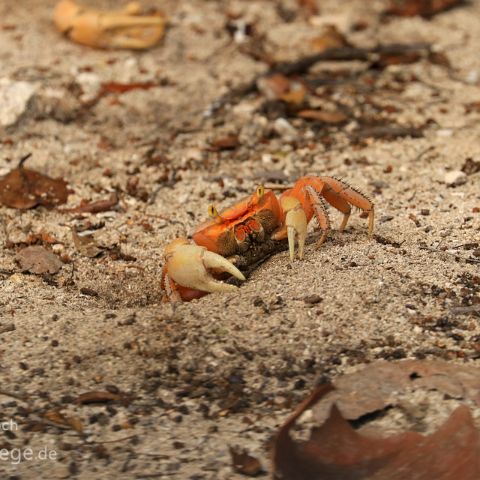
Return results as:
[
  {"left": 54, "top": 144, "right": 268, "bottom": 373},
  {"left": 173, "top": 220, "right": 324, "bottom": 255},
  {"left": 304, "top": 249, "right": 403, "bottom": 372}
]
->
[
  {"left": 53, "top": 0, "right": 165, "bottom": 50},
  {"left": 164, "top": 239, "right": 245, "bottom": 299},
  {"left": 272, "top": 196, "right": 308, "bottom": 261}
]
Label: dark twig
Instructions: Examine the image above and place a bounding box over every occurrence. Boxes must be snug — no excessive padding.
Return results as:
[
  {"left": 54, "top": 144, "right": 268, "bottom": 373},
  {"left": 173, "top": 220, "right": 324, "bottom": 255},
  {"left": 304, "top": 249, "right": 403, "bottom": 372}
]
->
[{"left": 18, "top": 153, "right": 32, "bottom": 168}]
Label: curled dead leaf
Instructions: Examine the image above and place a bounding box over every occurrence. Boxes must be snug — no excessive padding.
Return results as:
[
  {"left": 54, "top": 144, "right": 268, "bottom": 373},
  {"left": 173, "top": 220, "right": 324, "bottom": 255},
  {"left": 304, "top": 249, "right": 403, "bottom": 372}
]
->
[
  {"left": 61, "top": 193, "right": 119, "bottom": 214},
  {"left": 15, "top": 246, "right": 63, "bottom": 275},
  {"left": 44, "top": 409, "right": 84, "bottom": 433},
  {"left": 273, "top": 382, "right": 480, "bottom": 480},
  {"left": 0, "top": 154, "right": 69, "bottom": 209},
  {"left": 76, "top": 391, "right": 122, "bottom": 405}
]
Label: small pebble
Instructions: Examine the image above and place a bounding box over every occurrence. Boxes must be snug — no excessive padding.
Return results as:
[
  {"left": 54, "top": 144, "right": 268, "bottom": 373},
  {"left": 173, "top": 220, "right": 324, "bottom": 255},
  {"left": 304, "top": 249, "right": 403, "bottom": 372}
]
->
[
  {"left": 444, "top": 171, "right": 467, "bottom": 187},
  {"left": 304, "top": 294, "right": 323, "bottom": 305}
]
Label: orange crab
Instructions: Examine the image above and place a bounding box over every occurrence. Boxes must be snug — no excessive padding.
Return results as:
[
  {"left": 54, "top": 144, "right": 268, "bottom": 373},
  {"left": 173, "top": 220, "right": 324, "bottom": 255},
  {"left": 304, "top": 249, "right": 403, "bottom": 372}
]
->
[{"left": 162, "top": 176, "right": 374, "bottom": 302}]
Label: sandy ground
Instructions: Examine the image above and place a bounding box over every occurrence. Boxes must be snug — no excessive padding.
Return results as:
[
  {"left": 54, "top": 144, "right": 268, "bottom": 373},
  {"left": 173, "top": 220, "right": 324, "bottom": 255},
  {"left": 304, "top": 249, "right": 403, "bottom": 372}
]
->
[{"left": 0, "top": 0, "right": 479, "bottom": 478}]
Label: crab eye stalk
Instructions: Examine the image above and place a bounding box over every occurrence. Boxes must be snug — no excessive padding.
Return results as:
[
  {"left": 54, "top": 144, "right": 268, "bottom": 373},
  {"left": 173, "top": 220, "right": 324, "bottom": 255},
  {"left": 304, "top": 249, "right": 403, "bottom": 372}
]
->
[
  {"left": 208, "top": 205, "right": 220, "bottom": 220},
  {"left": 256, "top": 185, "right": 265, "bottom": 198}
]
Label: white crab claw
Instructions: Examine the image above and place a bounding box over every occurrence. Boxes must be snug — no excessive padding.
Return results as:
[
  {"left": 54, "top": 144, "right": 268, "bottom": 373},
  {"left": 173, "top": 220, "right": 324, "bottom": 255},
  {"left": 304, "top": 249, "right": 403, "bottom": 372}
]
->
[
  {"left": 165, "top": 241, "right": 245, "bottom": 294},
  {"left": 281, "top": 197, "right": 308, "bottom": 261}
]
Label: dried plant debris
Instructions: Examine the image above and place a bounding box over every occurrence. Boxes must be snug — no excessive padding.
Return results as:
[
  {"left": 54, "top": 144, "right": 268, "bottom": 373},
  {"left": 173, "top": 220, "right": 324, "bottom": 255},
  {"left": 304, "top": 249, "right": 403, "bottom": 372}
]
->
[
  {"left": 99, "top": 82, "right": 158, "bottom": 95},
  {"left": 272, "top": 382, "right": 480, "bottom": 480},
  {"left": 0, "top": 154, "right": 69, "bottom": 209},
  {"left": 62, "top": 194, "right": 119, "bottom": 214},
  {"left": 297, "top": 109, "right": 348, "bottom": 124},
  {"left": 309, "top": 25, "right": 351, "bottom": 53},
  {"left": 15, "top": 246, "right": 63, "bottom": 275},
  {"left": 461, "top": 157, "right": 480, "bottom": 175},
  {"left": 43, "top": 409, "right": 84, "bottom": 433},
  {"left": 76, "top": 391, "right": 123, "bottom": 405},
  {"left": 229, "top": 446, "right": 264, "bottom": 477},
  {"left": 386, "top": 0, "right": 465, "bottom": 18},
  {"left": 71, "top": 228, "right": 103, "bottom": 258},
  {"left": 257, "top": 74, "right": 307, "bottom": 105},
  {"left": 313, "top": 360, "right": 480, "bottom": 422}
]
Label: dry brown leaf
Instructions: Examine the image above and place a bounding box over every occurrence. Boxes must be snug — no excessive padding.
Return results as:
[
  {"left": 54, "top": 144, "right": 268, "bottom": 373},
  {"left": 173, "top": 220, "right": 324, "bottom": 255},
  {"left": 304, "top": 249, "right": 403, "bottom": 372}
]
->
[
  {"left": 209, "top": 135, "right": 240, "bottom": 151},
  {"left": 0, "top": 154, "right": 69, "bottom": 209},
  {"left": 16, "top": 246, "right": 63, "bottom": 274},
  {"left": 100, "top": 82, "right": 157, "bottom": 94},
  {"left": 76, "top": 391, "right": 122, "bottom": 405},
  {"left": 272, "top": 383, "right": 480, "bottom": 480},
  {"left": 297, "top": 109, "right": 348, "bottom": 124},
  {"left": 44, "top": 410, "right": 84, "bottom": 433},
  {"left": 376, "top": 50, "right": 423, "bottom": 67},
  {"left": 313, "top": 360, "right": 480, "bottom": 423},
  {"left": 229, "top": 446, "right": 263, "bottom": 476},
  {"left": 386, "top": 0, "right": 464, "bottom": 17},
  {"left": 61, "top": 193, "right": 119, "bottom": 214},
  {"left": 309, "top": 25, "right": 350, "bottom": 53}
]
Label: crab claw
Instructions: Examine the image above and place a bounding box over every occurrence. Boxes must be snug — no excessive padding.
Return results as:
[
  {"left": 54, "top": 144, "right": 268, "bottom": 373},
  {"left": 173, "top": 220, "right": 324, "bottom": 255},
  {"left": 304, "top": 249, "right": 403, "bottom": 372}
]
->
[
  {"left": 281, "top": 197, "right": 308, "bottom": 261},
  {"left": 165, "top": 239, "right": 245, "bottom": 295},
  {"left": 53, "top": 0, "right": 165, "bottom": 50}
]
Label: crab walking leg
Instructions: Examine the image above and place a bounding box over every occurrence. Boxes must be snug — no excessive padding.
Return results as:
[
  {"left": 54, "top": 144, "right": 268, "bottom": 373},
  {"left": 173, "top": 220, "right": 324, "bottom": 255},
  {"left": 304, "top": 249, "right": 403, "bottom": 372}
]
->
[
  {"left": 319, "top": 176, "right": 374, "bottom": 236},
  {"left": 304, "top": 186, "right": 331, "bottom": 246},
  {"left": 299, "top": 176, "right": 374, "bottom": 236},
  {"left": 166, "top": 243, "right": 245, "bottom": 295},
  {"left": 318, "top": 186, "right": 352, "bottom": 232}
]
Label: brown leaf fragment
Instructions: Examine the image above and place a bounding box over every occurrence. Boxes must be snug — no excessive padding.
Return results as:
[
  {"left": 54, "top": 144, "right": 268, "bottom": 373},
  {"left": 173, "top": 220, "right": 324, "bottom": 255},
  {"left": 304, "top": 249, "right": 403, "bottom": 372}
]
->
[
  {"left": 386, "top": 0, "right": 464, "bottom": 18},
  {"left": 229, "top": 446, "right": 263, "bottom": 476},
  {"left": 0, "top": 154, "right": 69, "bottom": 209},
  {"left": 62, "top": 193, "right": 119, "bottom": 214},
  {"left": 273, "top": 383, "right": 480, "bottom": 480},
  {"left": 16, "top": 246, "right": 63, "bottom": 274},
  {"left": 43, "top": 410, "right": 84, "bottom": 433},
  {"left": 71, "top": 228, "right": 103, "bottom": 258},
  {"left": 297, "top": 109, "right": 348, "bottom": 124},
  {"left": 209, "top": 135, "right": 240, "bottom": 151},
  {"left": 257, "top": 74, "right": 306, "bottom": 105},
  {"left": 76, "top": 391, "right": 122, "bottom": 405},
  {"left": 376, "top": 51, "right": 422, "bottom": 67},
  {"left": 309, "top": 25, "right": 350, "bottom": 53},
  {"left": 313, "top": 360, "right": 480, "bottom": 423},
  {"left": 100, "top": 82, "right": 157, "bottom": 95},
  {"left": 464, "top": 101, "right": 480, "bottom": 113}
]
